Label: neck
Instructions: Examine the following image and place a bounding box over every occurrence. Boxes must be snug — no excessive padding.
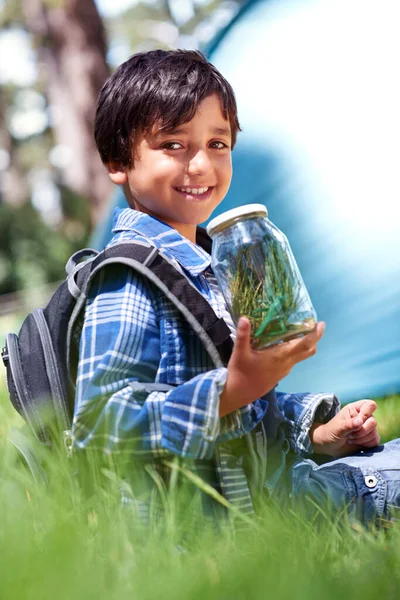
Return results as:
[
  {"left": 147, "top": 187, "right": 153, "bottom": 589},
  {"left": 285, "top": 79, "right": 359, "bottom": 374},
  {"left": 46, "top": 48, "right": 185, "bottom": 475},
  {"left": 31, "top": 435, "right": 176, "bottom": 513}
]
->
[
  {"left": 131, "top": 204, "right": 198, "bottom": 244},
  {"left": 171, "top": 223, "right": 197, "bottom": 244}
]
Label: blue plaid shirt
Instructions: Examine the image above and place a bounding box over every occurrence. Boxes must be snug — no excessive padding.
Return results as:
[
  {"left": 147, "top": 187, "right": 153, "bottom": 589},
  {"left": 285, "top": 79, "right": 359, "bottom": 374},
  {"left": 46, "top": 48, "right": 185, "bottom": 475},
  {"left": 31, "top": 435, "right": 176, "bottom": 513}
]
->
[{"left": 72, "top": 208, "right": 339, "bottom": 518}]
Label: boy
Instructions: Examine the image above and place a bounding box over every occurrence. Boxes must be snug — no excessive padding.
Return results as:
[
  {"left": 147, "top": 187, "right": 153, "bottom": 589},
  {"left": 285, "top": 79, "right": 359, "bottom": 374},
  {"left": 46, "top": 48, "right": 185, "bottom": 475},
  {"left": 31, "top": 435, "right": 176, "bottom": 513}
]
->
[{"left": 72, "top": 49, "right": 400, "bottom": 527}]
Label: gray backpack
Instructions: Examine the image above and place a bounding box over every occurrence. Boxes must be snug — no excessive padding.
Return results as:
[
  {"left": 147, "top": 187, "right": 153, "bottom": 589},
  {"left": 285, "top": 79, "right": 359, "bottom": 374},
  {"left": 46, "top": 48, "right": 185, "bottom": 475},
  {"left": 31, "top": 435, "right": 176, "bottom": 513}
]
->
[{"left": 2, "top": 230, "right": 233, "bottom": 483}]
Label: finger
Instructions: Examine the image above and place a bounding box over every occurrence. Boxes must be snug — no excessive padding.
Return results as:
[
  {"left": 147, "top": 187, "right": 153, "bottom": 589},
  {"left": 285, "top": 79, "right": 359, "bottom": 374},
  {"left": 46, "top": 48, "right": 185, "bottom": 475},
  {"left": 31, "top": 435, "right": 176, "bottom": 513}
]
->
[
  {"left": 337, "top": 411, "right": 367, "bottom": 435},
  {"left": 348, "top": 431, "right": 380, "bottom": 447},
  {"left": 358, "top": 400, "right": 378, "bottom": 420},
  {"left": 348, "top": 416, "right": 377, "bottom": 441},
  {"left": 345, "top": 402, "right": 359, "bottom": 419},
  {"left": 289, "top": 344, "right": 318, "bottom": 364},
  {"left": 277, "top": 338, "right": 317, "bottom": 366},
  {"left": 293, "top": 321, "right": 325, "bottom": 349},
  {"left": 336, "top": 414, "right": 361, "bottom": 436},
  {"left": 315, "top": 321, "right": 326, "bottom": 341},
  {"left": 350, "top": 399, "right": 377, "bottom": 418},
  {"left": 345, "top": 402, "right": 377, "bottom": 431},
  {"left": 285, "top": 322, "right": 325, "bottom": 357}
]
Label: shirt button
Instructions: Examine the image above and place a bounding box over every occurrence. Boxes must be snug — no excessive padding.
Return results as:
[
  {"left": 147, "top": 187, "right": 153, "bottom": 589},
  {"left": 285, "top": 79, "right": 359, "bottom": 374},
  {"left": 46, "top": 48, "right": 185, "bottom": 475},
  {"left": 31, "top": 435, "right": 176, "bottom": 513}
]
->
[{"left": 364, "top": 475, "right": 377, "bottom": 488}]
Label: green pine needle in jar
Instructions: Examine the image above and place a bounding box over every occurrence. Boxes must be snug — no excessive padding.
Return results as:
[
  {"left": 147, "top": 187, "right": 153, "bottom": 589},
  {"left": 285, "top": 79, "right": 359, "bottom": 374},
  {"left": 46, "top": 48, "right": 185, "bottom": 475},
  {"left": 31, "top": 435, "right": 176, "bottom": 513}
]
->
[{"left": 229, "top": 241, "right": 314, "bottom": 349}]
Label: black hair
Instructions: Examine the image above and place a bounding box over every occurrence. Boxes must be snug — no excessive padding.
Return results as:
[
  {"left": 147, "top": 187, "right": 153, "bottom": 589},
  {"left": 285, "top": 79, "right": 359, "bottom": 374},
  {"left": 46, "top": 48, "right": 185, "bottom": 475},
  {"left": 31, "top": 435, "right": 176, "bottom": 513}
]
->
[{"left": 94, "top": 49, "right": 241, "bottom": 167}]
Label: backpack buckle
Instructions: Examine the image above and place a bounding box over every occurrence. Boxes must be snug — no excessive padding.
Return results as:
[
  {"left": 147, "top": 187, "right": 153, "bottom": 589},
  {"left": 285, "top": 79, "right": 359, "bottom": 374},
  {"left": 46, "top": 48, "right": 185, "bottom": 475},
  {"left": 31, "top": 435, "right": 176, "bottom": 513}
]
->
[
  {"left": 63, "top": 430, "right": 74, "bottom": 457},
  {"left": 1, "top": 346, "right": 8, "bottom": 366}
]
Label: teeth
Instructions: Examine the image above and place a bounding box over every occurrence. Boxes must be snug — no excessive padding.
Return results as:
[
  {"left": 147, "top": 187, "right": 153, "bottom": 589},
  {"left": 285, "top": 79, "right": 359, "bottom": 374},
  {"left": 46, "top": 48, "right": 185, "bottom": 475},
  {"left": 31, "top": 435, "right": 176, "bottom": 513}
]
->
[{"left": 177, "top": 187, "right": 210, "bottom": 195}]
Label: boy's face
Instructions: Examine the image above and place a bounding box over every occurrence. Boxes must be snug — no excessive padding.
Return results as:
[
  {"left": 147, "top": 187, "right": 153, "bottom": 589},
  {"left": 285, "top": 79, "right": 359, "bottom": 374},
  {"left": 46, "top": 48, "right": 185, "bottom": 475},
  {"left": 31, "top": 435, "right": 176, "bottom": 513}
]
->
[{"left": 108, "top": 93, "right": 232, "bottom": 242}]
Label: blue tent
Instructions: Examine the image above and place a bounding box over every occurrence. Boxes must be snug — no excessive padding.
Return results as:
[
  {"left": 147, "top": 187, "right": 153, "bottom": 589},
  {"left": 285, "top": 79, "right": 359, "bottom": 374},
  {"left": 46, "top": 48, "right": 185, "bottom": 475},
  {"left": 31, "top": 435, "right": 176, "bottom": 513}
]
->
[{"left": 93, "top": 0, "right": 400, "bottom": 401}]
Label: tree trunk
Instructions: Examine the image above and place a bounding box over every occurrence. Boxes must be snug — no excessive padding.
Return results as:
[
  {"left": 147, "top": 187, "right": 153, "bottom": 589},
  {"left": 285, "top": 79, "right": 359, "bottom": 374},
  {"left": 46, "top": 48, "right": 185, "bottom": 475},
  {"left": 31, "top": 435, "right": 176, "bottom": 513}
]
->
[
  {"left": 0, "top": 88, "right": 29, "bottom": 206},
  {"left": 22, "top": 0, "right": 113, "bottom": 227}
]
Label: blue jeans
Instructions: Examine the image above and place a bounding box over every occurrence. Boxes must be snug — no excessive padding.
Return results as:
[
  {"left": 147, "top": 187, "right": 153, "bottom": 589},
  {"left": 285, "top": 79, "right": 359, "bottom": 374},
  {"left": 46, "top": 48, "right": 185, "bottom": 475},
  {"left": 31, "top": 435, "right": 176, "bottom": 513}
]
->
[{"left": 277, "top": 439, "right": 400, "bottom": 527}]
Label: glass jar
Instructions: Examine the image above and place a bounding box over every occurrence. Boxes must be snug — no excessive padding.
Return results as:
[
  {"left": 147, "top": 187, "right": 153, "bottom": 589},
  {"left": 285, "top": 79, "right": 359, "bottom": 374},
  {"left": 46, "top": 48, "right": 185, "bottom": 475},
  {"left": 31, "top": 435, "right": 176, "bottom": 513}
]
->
[{"left": 206, "top": 204, "right": 317, "bottom": 349}]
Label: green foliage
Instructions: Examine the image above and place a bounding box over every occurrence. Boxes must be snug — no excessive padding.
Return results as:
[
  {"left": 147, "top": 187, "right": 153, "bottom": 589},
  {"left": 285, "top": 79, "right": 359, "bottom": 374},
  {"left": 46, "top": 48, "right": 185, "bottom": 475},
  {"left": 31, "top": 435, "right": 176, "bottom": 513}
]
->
[
  {"left": 0, "top": 382, "right": 400, "bottom": 599},
  {"left": 230, "top": 239, "right": 315, "bottom": 349},
  {"left": 107, "top": 0, "right": 240, "bottom": 55},
  {"left": 0, "top": 196, "right": 89, "bottom": 294},
  {"left": 0, "top": 0, "right": 24, "bottom": 26},
  {"left": 374, "top": 395, "right": 400, "bottom": 444}
]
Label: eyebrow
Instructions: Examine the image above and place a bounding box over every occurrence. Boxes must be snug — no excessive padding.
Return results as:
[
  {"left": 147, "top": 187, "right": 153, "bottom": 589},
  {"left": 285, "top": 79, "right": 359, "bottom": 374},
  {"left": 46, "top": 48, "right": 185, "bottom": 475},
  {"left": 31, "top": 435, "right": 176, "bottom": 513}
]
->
[
  {"left": 210, "top": 126, "right": 231, "bottom": 137},
  {"left": 154, "top": 125, "right": 231, "bottom": 137}
]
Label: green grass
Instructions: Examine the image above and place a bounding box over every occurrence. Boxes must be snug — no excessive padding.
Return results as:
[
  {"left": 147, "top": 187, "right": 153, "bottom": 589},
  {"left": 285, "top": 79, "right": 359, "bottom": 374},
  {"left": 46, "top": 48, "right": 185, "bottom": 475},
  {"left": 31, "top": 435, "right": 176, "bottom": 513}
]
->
[
  {"left": 1, "top": 374, "right": 400, "bottom": 600},
  {"left": 373, "top": 395, "right": 400, "bottom": 444}
]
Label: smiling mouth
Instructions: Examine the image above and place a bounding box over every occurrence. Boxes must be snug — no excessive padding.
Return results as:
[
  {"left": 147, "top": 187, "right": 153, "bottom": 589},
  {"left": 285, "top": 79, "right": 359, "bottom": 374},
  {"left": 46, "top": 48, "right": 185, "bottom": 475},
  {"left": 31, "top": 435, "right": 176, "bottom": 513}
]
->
[{"left": 174, "top": 186, "right": 214, "bottom": 200}]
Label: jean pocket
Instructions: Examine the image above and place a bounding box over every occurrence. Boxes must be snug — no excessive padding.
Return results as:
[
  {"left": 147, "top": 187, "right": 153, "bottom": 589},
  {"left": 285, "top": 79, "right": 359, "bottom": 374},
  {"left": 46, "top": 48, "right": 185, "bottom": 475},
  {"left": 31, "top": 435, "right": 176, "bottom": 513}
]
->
[
  {"left": 287, "top": 460, "right": 357, "bottom": 520},
  {"left": 346, "top": 468, "right": 388, "bottom": 526}
]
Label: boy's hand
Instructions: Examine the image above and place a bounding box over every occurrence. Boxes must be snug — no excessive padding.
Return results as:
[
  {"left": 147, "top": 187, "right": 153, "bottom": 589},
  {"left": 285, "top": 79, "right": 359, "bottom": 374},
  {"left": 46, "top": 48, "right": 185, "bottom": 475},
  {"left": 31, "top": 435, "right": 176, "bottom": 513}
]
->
[
  {"left": 310, "top": 399, "right": 380, "bottom": 457},
  {"left": 219, "top": 317, "right": 325, "bottom": 417}
]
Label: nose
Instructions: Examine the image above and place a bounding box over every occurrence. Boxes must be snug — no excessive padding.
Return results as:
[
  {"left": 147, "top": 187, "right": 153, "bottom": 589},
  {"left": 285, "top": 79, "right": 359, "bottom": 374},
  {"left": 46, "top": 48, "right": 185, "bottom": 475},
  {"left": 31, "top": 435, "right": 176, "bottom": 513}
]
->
[{"left": 186, "top": 149, "right": 213, "bottom": 176}]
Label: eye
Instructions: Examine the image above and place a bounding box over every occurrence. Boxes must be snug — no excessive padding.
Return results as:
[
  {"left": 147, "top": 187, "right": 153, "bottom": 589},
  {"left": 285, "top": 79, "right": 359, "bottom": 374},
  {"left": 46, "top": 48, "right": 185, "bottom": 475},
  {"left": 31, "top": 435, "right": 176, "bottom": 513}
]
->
[
  {"left": 160, "top": 141, "right": 183, "bottom": 150},
  {"left": 209, "top": 140, "right": 229, "bottom": 150}
]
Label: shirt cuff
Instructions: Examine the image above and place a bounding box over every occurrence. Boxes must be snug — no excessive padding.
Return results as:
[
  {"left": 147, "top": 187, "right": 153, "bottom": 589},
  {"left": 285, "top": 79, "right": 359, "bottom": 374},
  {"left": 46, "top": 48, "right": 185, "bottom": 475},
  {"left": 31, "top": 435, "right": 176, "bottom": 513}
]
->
[
  {"left": 277, "top": 391, "right": 341, "bottom": 454},
  {"left": 218, "top": 399, "right": 268, "bottom": 442},
  {"left": 161, "top": 368, "right": 227, "bottom": 460},
  {"left": 295, "top": 392, "right": 341, "bottom": 454}
]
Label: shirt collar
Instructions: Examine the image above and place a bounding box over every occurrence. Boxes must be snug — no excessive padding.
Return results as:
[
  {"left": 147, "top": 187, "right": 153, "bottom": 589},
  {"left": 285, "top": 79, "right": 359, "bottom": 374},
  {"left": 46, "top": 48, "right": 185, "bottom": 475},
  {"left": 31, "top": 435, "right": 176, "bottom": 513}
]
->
[{"left": 111, "top": 207, "right": 211, "bottom": 276}]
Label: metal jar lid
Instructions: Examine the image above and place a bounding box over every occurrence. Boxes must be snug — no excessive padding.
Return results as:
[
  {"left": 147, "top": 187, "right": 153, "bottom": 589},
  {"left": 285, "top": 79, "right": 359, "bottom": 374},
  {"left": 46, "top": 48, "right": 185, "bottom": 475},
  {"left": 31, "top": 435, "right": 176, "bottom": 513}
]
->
[{"left": 206, "top": 203, "right": 268, "bottom": 237}]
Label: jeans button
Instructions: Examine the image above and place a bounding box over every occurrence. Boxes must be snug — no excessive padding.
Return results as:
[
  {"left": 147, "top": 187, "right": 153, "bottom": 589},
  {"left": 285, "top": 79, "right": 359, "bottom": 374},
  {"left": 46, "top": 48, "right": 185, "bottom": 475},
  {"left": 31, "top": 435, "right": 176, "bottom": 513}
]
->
[{"left": 365, "top": 475, "right": 377, "bottom": 488}]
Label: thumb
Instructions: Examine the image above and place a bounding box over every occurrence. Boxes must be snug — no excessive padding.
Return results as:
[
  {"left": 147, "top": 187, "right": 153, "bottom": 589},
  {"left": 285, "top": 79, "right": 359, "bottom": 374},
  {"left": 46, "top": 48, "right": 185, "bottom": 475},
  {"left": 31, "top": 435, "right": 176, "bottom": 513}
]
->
[
  {"left": 233, "top": 317, "right": 252, "bottom": 355},
  {"left": 335, "top": 411, "right": 364, "bottom": 436},
  {"left": 337, "top": 415, "right": 363, "bottom": 435}
]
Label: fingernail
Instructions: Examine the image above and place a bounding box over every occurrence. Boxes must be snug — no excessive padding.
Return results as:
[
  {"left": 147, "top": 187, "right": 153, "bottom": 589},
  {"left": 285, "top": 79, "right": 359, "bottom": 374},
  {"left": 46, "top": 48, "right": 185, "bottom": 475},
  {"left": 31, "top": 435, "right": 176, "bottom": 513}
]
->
[
  {"left": 353, "top": 417, "right": 362, "bottom": 427},
  {"left": 237, "top": 318, "right": 247, "bottom": 332}
]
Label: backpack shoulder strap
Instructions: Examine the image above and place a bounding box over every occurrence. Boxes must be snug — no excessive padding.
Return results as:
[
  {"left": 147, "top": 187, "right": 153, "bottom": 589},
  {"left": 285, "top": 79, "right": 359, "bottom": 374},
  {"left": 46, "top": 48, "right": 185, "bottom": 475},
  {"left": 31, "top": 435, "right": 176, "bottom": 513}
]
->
[
  {"left": 67, "top": 240, "right": 233, "bottom": 370},
  {"left": 195, "top": 226, "right": 212, "bottom": 254}
]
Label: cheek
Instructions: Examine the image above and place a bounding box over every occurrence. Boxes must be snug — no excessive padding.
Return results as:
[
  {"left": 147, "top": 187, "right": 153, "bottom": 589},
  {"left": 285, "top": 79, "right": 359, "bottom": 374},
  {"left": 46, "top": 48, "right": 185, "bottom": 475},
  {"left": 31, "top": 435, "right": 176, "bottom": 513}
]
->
[
  {"left": 220, "top": 156, "right": 232, "bottom": 187},
  {"left": 144, "top": 156, "right": 180, "bottom": 186},
  {"left": 129, "top": 158, "right": 174, "bottom": 192}
]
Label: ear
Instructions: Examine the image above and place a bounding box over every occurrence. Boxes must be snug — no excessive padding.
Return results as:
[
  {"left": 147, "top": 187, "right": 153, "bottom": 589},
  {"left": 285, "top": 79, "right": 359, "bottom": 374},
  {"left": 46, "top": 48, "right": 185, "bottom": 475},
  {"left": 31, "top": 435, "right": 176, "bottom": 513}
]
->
[{"left": 107, "top": 162, "right": 128, "bottom": 185}]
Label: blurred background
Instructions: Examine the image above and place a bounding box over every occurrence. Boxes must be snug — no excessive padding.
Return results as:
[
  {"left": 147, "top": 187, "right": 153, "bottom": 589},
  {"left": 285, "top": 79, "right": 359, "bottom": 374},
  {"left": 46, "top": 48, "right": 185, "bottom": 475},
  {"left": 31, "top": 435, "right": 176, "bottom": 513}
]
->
[
  {"left": 0, "top": 0, "right": 244, "bottom": 334},
  {"left": 0, "top": 0, "right": 399, "bottom": 401}
]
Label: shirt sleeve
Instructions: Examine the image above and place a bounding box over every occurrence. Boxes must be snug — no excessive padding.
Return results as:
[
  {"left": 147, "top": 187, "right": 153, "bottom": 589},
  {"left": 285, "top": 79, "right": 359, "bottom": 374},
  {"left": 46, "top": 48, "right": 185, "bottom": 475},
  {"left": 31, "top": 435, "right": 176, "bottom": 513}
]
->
[
  {"left": 72, "top": 265, "right": 265, "bottom": 460},
  {"left": 276, "top": 391, "right": 341, "bottom": 454}
]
